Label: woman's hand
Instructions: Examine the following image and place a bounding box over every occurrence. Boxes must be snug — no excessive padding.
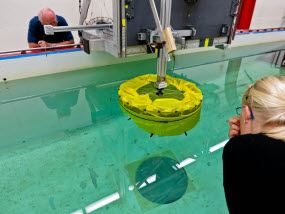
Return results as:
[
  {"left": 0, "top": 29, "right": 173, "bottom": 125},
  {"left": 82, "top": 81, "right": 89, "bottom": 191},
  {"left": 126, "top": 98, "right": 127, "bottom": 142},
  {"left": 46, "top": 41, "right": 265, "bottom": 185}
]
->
[{"left": 228, "top": 116, "right": 240, "bottom": 138}]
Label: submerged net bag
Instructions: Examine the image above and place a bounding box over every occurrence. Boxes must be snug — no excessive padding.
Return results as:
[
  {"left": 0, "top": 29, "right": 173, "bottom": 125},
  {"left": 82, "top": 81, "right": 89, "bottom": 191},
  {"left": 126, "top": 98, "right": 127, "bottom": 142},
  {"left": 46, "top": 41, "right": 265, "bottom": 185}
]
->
[{"left": 118, "top": 74, "right": 203, "bottom": 136}]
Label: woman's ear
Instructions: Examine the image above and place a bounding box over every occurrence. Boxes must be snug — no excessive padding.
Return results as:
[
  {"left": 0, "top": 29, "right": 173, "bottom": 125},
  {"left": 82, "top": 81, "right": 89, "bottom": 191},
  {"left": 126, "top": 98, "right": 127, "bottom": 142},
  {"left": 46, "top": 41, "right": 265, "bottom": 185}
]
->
[
  {"left": 240, "top": 105, "right": 253, "bottom": 135},
  {"left": 243, "top": 105, "right": 253, "bottom": 122}
]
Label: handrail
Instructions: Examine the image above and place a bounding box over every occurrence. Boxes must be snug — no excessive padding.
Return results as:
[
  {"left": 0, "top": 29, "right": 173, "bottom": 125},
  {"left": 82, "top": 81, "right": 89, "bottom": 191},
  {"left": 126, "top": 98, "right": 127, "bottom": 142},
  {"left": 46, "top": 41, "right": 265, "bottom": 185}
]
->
[{"left": 0, "top": 43, "right": 81, "bottom": 55}]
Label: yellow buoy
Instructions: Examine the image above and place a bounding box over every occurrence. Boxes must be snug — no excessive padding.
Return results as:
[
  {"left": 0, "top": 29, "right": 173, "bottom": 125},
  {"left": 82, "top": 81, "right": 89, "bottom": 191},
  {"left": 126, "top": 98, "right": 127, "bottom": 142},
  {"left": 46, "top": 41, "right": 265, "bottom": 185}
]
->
[{"left": 118, "top": 74, "right": 203, "bottom": 136}]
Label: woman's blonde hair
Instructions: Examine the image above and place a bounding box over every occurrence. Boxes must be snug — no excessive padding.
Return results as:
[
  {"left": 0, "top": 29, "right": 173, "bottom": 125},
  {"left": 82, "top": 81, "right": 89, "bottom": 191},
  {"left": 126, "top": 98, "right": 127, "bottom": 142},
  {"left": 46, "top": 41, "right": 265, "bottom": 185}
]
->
[{"left": 242, "top": 75, "right": 285, "bottom": 141}]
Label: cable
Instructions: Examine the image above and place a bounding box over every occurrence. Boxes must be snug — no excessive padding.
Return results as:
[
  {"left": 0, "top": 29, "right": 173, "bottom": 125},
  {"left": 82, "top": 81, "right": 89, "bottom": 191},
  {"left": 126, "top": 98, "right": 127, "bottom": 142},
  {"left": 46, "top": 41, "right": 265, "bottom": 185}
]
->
[
  {"left": 171, "top": 52, "right": 176, "bottom": 73},
  {"left": 79, "top": 0, "right": 81, "bottom": 13}
]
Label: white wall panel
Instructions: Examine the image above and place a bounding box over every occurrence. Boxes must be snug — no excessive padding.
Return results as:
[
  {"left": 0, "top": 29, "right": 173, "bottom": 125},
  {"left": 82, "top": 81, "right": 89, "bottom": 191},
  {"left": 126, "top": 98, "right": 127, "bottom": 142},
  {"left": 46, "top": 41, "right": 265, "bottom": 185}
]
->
[
  {"left": 0, "top": 0, "right": 112, "bottom": 52},
  {"left": 250, "top": 0, "right": 285, "bottom": 29}
]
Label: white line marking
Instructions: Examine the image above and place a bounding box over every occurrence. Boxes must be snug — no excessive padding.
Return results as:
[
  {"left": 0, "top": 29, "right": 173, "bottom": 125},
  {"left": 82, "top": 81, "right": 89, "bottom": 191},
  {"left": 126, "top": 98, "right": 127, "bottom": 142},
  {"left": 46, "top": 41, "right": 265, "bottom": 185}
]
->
[
  {"left": 71, "top": 210, "right": 84, "bottom": 214},
  {"left": 209, "top": 140, "right": 229, "bottom": 153},
  {"left": 85, "top": 192, "right": 120, "bottom": 213},
  {"left": 146, "top": 174, "right": 157, "bottom": 184},
  {"left": 176, "top": 158, "right": 196, "bottom": 169},
  {"left": 138, "top": 182, "right": 147, "bottom": 189}
]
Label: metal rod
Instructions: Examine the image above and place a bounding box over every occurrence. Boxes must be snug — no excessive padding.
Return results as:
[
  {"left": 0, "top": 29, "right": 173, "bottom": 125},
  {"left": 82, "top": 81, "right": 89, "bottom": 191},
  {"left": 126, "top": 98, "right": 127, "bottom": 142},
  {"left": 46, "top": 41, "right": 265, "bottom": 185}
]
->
[
  {"left": 148, "top": 0, "right": 164, "bottom": 41},
  {"left": 156, "top": 0, "right": 172, "bottom": 87},
  {"left": 166, "top": 0, "right": 172, "bottom": 27},
  {"left": 44, "top": 24, "right": 113, "bottom": 35},
  {"left": 161, "top": 0, "right": 166, "bottom": 28},
  {"left": 79, "top": 0, "right": 91, "bottom": 25}
]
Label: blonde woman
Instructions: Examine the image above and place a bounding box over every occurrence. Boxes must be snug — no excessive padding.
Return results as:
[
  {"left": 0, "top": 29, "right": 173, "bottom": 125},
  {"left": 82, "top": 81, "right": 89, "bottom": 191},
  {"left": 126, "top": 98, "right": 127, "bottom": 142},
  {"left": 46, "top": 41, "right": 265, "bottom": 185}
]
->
[{"left": 223, "top": 76, "right": 285, "bottom": 213}]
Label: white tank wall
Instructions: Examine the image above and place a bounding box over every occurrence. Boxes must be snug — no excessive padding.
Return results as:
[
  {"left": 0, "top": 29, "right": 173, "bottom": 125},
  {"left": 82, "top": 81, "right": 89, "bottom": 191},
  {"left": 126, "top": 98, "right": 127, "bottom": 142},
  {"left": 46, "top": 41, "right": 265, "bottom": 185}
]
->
[
  {"left": 250, "top": 0, "right": 285, "bottom": 29},
  {"left": 0, "top": 0, "right": 284, "bottom": 52},
  {"left": 0, "top": 0, "right": 112, "bottom": 52}
]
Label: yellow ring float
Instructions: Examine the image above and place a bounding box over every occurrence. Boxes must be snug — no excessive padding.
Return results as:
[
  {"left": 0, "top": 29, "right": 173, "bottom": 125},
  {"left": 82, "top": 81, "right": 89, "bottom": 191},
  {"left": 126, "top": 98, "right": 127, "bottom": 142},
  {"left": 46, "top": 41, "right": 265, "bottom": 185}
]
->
[{"left": 118, "top": 74, "right": 203, "bottom": 136}]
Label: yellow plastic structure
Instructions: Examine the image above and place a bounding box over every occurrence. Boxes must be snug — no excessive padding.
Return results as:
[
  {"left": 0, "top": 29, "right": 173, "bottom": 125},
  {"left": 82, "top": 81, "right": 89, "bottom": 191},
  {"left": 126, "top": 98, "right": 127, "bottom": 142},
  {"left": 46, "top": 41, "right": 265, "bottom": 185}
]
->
[{"left": 118, "top": 74, "right": 203, "bottom": 136}]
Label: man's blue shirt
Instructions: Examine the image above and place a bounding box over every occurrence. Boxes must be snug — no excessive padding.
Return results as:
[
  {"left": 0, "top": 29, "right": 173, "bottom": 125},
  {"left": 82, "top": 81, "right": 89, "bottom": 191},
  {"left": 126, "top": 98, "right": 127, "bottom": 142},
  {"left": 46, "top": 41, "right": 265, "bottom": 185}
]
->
[{"left": 28, "top": 15, "right": 74, "bottom": 43}]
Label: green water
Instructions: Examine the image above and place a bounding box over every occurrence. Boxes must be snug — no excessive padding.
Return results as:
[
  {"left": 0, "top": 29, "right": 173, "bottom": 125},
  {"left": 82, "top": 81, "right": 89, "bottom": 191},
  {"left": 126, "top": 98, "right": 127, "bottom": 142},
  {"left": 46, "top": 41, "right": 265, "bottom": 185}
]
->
[{"left": 0, "top": 52, "right": 284, "bottom": 214}]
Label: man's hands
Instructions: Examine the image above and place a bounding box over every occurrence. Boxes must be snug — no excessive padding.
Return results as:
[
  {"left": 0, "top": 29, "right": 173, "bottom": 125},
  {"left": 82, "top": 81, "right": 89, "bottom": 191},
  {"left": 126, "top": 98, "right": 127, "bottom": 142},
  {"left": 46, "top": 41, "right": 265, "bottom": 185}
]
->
[
  {"left": 38, "top": 40, "right": 53, "bottom": 47},
  {"left": 228, "top": 116, "right": 240, "bottom": 138},
  {"left": 36, "top": 40, "right": 74, "bottom": 48}
]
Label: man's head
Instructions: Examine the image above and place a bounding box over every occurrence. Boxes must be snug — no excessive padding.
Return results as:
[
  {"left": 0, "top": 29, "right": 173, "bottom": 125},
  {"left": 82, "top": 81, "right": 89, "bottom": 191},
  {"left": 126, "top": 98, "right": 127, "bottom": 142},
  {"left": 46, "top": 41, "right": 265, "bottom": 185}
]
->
[{"left": 38, "top": 8, "right": 58, "bottom": 26}]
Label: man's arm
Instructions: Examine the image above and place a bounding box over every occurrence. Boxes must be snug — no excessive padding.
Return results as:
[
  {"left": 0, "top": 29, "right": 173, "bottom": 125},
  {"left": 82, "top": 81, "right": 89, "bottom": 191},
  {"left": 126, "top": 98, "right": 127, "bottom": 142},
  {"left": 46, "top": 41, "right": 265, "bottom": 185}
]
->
[
  {"left": 57, "top": 16, "right": 74, "bottom": 46},
  {"left": 28, "top": 42, "right": 40, "bottom": 48},
  {"left": 37, "top": 40, "right": 74, "bottom": 48},
  {"left": 28, "top": 17, "right": 41, "bottom": 48}
]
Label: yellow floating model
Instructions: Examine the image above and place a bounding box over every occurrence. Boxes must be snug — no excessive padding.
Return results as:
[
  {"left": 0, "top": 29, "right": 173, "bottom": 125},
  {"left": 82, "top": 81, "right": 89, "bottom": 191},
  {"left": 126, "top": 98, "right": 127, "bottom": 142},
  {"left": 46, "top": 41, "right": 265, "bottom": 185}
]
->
[{"left": 118, "top": 74, "right": 203, "bottom": 136}]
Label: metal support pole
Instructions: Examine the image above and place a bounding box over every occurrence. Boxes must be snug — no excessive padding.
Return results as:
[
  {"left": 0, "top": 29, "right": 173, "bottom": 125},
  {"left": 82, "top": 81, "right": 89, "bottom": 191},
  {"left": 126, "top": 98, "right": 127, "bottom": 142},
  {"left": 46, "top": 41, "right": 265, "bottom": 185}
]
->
[
  {"left": 79, "top": 0, "right": 91, "bottom": 25},
  {"left": 149, "top": 0, "right": 172, "bottom": 89},
  {"left": 148, "top": 0, "right": 164, "bottom": 41},
  {"left": 156, "top": 0, "right": 172, "bottom": 89}
]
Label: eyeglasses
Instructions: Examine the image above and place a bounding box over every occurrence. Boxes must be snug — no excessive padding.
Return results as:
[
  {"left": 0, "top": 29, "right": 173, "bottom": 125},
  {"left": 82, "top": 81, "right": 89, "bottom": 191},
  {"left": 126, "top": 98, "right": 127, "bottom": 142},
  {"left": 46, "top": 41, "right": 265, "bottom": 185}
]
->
[
  {"left": 235, "top": 106, "right": 254, "bottom": 119},
  {"left": 236, "top": 106, "right": 242, "bottom": 116}
]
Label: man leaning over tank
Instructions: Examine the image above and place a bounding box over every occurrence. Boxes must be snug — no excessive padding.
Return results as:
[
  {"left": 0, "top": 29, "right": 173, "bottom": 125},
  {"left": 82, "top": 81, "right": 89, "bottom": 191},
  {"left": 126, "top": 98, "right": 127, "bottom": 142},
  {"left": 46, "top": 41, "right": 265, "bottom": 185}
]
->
[{"left": 28, "top": 8, "right": 74, "bottom": 48}]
